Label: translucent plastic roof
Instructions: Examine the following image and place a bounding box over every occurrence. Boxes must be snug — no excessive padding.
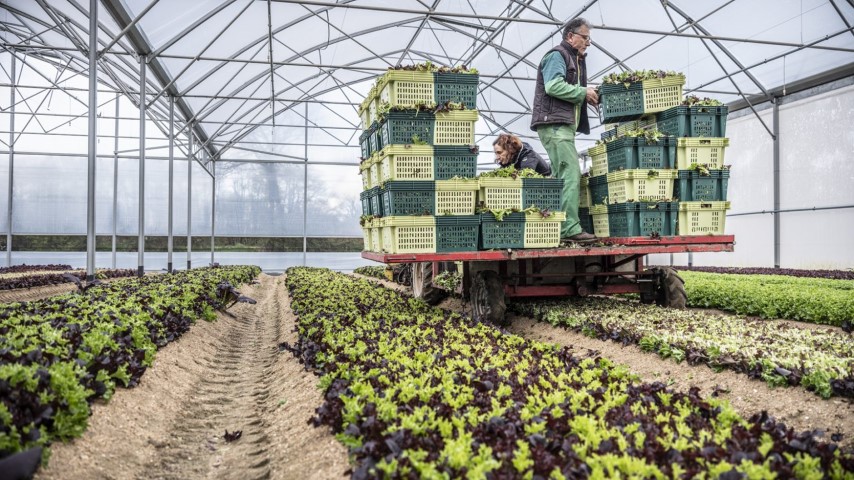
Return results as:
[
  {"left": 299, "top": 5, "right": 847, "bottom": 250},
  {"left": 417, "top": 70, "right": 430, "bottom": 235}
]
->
[{"left": 2, "top": 0, "right": 853, "bottom": 162}]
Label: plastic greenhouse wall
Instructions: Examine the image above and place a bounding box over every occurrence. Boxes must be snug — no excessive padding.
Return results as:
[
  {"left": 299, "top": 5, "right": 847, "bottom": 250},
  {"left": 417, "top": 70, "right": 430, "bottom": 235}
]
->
[{"left": 648, "top": 81, "right": 854, "bottom": 269}]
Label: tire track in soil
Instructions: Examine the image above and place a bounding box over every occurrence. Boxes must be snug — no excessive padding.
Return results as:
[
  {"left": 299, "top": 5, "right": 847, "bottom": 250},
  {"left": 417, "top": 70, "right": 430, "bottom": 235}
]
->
[
  {"left": 143, "top": 277, "right": 279, "bottom": 480},
  {"left": 36, "top": 273, "right": 349, "bottom": 480}
]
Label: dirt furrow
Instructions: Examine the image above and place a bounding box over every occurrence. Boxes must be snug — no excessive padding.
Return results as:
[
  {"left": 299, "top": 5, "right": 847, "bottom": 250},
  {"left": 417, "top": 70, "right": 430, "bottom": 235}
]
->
[{"left": 36, "top": 273, "right": 349, "bottom": 480}]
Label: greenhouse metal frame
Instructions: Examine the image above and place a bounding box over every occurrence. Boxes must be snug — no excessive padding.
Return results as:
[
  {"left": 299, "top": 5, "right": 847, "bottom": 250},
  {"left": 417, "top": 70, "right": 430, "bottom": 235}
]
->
[{"left": 0, "top": 0, "right": 852, "bottom": 278}]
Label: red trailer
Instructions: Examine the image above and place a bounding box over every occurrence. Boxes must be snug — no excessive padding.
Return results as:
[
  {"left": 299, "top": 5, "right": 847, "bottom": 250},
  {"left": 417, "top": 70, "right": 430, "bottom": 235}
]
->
[{"left": 362, "top": 235, "right": 735, "bottom": 323}]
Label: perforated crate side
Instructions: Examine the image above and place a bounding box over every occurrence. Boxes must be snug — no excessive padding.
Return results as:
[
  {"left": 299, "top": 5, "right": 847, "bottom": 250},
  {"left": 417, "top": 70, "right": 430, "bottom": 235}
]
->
[
  {"left": 599, "top": 82, "right": 644, "bottom": 123},
  {"left": 370, "top": 224, "right": 383, "bottom": 252},
  {"left": 606, "top": 169, "right": 677, "bottom": 204},
  {"left": 675, "top": 138, "right": 729, "bottom": 170},
  {"left": 677, "top": 201, "right": 730, "bottom": 235},
  {"left": 641, "top": 76, "right": 684, "bottom": 114},
  {"left": 606, "top": 137, "right": 676, "bottom": 172},
  {"left": 434, "top": 72, "right": 479, "bottom": 109},
  {"left": 380, "top": 216, "right": 436, "bottom": 253},
  {"left": 434, "top": 110, "right": 478, "bottom": 145},
  {"left": 436, "top": 179, "right": 478, "bottom": 215},
  {"left": 382, "top": 181, "right": 436, "bottom": 216},
  {"left": 578, "top": 207, "right": 593, "bottom": 234},
  {"left": 362, "top": 225, "right": 372, "bottom": 251},
  {"left": 587, "top": 175, "right": 609, "bottom": 206},
  {"left": 522, "top": 186, "right": 562, "bottom": 211},
  {"left": 379, "top": 145, "right": 435, "bottom": 182},
  {"left": 367, "top": 187, "right": 383, "bottom": 217},
  {"left": 675, "top": 170, "right": 730, "bottom": 201},
  {"left": 588, "top": 144, "right": 609, "bottom": 177},
  {"left": 434, "top": 145, "right": 478, "bottom": 179},
  {"left": 480, "top": 213, "right": 525, "bottom": 249},
  {"left": 656, "top": 105, "right": 728, "bottom": 138},
  {"left": 579, "top": 177, "right": 591, "bottom": 208},
  {"left": 377, "top": 71, "right": 434, "bottom": 109},
  {"left": 380, "top": 111, "right": 435, "bottom": 146},
  {"left": 590, "top": 205, "right": 610, "bottom": 238},
  {"left": 359, "top": 190, "right": 372, "bottom": 216},
  {"left": 436, "top": 215, "right": 480, "bottom": 252}
]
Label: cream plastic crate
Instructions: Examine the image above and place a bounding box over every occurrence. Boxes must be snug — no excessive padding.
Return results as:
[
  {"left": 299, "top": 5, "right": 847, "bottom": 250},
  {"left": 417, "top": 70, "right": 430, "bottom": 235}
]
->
[
  {"left": 678, "top": 201, "right": 731, "bottom": 235},
  {"left": 434, "top": 110, "right": 479, "bottom": 145},
  {"left": 370, "top": 221, "right": 383, "bottom": 252},
  {"left": 588, "top": 143, "right": 608, "bottom": 177},
  {"left": 524, "top": 211, "right": 566, "bottom": 248},
  {"left": 358, "top": 86, "right": 376, "bottom": 130},
  {"left": 580, "top": 177, "right": 591, "bottom": 208},
  {"left": 368, "top": 152, "right": 382, "bottom": 189},
  {"left": 359, "top": 157, "right": 373, "bottom": 190},
  {"left": 378, "top": 145, "right": 435, "bottom": 182},
  {"left": 362, "top": 224, "right": 372, "bottom": 251},
  {"left": 590, "top": 204, "right": 610, "bottom": 238},
  {"left": 478, "top": 177, "right": 523, "bottom": 210},
  {"left": 606, "top": 169, "right": 677, "bottom": 203},
  {"left": 436, "top": 179, "right": 479, "bottom": 215},
  {"left": 641, "top": 75, "right": 685, "bottom": 114},
  {"left": 380, "top": 216, "right": 436, "bottom": 253},
  {"left": 676, "top": 138, "right": 729, "bottom": 170},
  {"left": 377, "top": 71, "right": 435, "bottom": 109}
]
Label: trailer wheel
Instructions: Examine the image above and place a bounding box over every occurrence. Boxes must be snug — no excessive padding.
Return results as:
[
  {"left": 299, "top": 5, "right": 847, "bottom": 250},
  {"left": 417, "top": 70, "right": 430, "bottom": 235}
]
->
[
  {"left": 654, "top": 267, "right": 687, "bottom": 309},
  {"left": 412, "top": 262, "right": 446, "bottom": 305},
  {"left": 471, "top": 270, "right": 506, "bottom": 325}
]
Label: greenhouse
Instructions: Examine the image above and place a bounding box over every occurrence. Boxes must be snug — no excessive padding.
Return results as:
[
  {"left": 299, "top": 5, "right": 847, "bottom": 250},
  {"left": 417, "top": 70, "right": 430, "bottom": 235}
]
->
[{"left": 0, "top": 1, "right": 852, "bottom": 478}]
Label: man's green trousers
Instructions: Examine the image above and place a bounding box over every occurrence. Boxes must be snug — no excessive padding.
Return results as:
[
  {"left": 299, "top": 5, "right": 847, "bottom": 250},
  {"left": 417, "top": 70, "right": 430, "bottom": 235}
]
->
[{"left": 537, "top": 124, "right": 581, "bottom": 238}]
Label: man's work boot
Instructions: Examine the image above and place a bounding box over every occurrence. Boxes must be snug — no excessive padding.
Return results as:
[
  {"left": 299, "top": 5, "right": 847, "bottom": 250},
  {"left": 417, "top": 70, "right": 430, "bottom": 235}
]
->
[{"left": 563, "top": 231, "right": 597, "bottom": 244}]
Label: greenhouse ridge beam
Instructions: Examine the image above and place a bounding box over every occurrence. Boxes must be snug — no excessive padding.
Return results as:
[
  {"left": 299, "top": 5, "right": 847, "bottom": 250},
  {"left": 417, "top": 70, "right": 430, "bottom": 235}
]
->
[
  {"left": 100, "top": 0, "right": 219, "bottom": 161},
  {"left": 267, "top": 0, "right": 854, "bottom": 53}
]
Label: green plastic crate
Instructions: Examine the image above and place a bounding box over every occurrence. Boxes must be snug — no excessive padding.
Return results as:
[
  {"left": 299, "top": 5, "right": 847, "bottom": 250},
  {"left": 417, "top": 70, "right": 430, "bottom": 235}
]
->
[
  {"left": 606, "top": 137, "right": 676, "bottom": 172},
  {"left": 435, "top": 145, "right": 478, "bottom": 179},
  {"left": 522, "top": 178, "right": 564, "bottom": 211},
  {"left": 359, "top": 127, "right": 373, "bottom": 158},
  {"left": 600, "top": 116, "right": 656, "bottom": 140},
  {"left": 380, "top": 111, "right": 435, "bottom": 146},
  {"left": 381, "top": 181, "right": 435, "bottom": 216},
  {"left": 588, "top": 175, "right": 609, "bottom": 206},
  {"left": 360, "top": 189, "right": 372, "bottom": 216},
  {"left": 655, "top": 105, "right": 728, "bottom": 138},
  {"left": 607, "top": 201, "right": 678, "bottom": 237},
  {"left": 480, "top": 212, "right": 525, "bottom": 249},
  {"left": 436, "top": 215, "right": 480, "bottom": 252},
  {"left": 678, "top": 201, "right": 730, "bottom": 235},
  {"left": 367, "top": 186, "right": 383, "bottom": 217},
  {"left": 434, "top": 72, "right": 479, "bottom": 109},
  {"left": 675, "top": 170, "right": 730, "bottom": 201},
  {"left": 370, "top": 123, "right": 384, "bottom": 154},
  {"left": 579, "top": 207, "right": 593, "bottom": 235},
  {"left": 599, "top": 75, "right": 685, "bottom": 123}
]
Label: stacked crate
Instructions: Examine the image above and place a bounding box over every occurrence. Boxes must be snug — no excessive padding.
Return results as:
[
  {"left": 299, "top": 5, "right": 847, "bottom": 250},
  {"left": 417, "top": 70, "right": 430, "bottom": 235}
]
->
[
  {"left": 477, "top": 177, "right": 566, "bottom": 249},
  {"left": 590, "top": 74, "right": 731, "bottom": 237},
  {"left": 358, "top": 68, "right": 482, "bottom": 253}
]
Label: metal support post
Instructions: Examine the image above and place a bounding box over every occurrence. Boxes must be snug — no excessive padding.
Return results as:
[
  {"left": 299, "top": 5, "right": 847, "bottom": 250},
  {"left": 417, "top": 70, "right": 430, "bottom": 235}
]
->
[
  {"left": 6, "top": 55, "right": 15, "bottom": 267},
  {"left": 167, "top": 95, "right": 174, "bottom": 272},
  {"left": 303, "top": 102, "right": 308, "bottom": 266},
  {"left": 86, "top": 0, "right": 98, "bottom": 280},
  {"left": 210, "top": 161, "right": 215, "bottom": 265},
  {"left": 138, "top": 56, "right": 146, "bottom": 277},
  {"left": 112, "top": 93, "right": 119, "bottom": 268},
  {"left": 187, "top": 131, "right": 193, "bottom": 270},
  {"left": 773, "top": 97, "right": 781, "bottom": 268}
]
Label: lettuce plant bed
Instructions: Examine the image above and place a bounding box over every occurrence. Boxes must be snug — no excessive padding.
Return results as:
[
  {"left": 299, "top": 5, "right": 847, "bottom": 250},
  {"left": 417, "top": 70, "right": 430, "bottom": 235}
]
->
[
  {"left": 0, "top": 268, "right": 136, "bottom": 290},
  {"left": 680, "top": 271, "right": 854, "bottom": 328},
  {"left": 674, "top": 266, "right": 854, "bottom": 281},
  {"left": 0, "top": 264, "right": 72, "bottom": 275},
  {"left": 510, "top": 297, "right": 854, "bottom": 399},
  {"left": 284, "top": 267, "right": 853, "bottom": 478},
  {"left": 0, "top": 265, "right": 260, "bottom": 463}
]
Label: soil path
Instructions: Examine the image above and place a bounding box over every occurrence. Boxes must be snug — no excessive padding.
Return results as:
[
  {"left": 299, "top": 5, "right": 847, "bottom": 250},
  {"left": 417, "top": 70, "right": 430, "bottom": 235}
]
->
[
  {"left": 354, "top": 274, "right": 854, "bottom": 449},
  {"left": 36, "top": 273, "right": 349, "bottom": 480}
]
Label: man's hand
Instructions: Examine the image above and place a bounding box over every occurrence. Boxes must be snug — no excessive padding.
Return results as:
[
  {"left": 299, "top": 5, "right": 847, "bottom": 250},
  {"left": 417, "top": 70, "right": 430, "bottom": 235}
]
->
[{"left": 585, "top": 87, "right": 599, "bottom": 105}]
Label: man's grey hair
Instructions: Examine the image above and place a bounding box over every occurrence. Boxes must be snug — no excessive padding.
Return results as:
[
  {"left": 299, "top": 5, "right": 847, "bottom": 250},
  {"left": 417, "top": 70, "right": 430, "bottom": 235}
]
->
[{"left": 563, "top": 17, "right": 590, "bottom": 40}]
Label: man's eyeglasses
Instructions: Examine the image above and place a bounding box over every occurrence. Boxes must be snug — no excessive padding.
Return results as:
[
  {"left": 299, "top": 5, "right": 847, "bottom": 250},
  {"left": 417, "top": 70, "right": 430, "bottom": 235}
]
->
[{"left": 571, "top": 32, "right": 592, "bottom": 43}]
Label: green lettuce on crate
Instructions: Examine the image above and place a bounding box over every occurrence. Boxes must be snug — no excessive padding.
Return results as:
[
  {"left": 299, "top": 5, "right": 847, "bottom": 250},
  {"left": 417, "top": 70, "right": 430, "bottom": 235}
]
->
[{"left": 598, "top": 70, "right": 685, "bottom": 123}]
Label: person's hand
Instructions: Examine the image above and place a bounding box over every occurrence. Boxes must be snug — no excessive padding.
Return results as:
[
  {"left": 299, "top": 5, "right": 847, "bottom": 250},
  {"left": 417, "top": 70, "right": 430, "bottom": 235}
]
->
[{"left": 586, "top": 87, "right": 599, "bottom": 105}]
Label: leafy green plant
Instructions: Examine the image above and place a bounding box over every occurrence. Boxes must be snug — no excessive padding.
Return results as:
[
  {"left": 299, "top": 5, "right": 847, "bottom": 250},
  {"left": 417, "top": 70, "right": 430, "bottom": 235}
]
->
[
  {"left": 682, "top": 95, "right": 724, "bottom": 107},
  {"left": 601, "top": 70, "right": 684, "bottom": 88},
  {"left": 477, "top": 166, "right": 543, "bottom": 179}
]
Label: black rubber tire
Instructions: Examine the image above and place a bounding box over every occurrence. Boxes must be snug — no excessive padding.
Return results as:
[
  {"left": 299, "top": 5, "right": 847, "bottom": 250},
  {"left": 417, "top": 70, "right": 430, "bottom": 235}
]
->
[
  {"left": 656, "top": 267, "right": 687, "bottom": 309},
  {"left": 411, "top": 262, "right": 447, "bottom": 305},
  {"left": 394, "top": 263, "right": 412, "bottom": 286},
  {"left": 471, "top": 270, "right": 506, "bottom": 325}
]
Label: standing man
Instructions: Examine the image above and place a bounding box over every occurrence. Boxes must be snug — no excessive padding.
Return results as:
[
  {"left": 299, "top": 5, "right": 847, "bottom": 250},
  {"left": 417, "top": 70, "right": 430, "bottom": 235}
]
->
[{"left": 531, "top": 17, "right": 598, "bottom": 243}]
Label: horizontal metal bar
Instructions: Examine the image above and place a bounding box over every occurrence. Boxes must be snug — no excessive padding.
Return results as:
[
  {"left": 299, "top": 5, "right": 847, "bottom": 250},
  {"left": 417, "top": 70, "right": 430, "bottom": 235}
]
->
[{"left": 727, "top": 204, "right": 854, "bottom": 217}]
